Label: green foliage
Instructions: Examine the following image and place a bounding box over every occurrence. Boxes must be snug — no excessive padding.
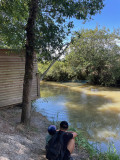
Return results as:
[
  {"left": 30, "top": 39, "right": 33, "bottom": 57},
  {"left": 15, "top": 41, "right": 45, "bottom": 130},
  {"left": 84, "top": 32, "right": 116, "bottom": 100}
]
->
[
  {"left": 105, "top": 144, "right": 120, "bottom": 160},
  {"left": 0, "top": 0, "right": 28, "bottom": 48},
  {"left": 38, "top": 61, "right": 69, "bottom": 82},
  {"left": 69, "top": 127, "right": 98, "bottom": 158},
  {"left": 66, "top": 27, "right": 120, "bottom": 86},
  {"left": 0, "top": 0, "right": 104, "bottom": 56},
  {"left": 96, "top": 143, "right": 120, "bottom": 160}
]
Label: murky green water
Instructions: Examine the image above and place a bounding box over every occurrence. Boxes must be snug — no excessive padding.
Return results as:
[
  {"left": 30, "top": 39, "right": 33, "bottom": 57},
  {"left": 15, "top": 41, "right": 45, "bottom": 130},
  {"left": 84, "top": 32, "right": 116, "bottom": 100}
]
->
[{"left": 34, "top": 82, "right": 120, "bottom": 153}]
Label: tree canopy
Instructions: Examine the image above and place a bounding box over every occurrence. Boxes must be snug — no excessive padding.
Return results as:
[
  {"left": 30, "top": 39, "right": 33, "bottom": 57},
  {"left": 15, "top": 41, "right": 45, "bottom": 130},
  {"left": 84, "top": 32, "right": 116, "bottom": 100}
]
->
[
  {"left": 67, "top": 27, "right": 120, "bottom": 85},
  {"left": 0, "top": 0, "right": 105, "bottom": 55}
]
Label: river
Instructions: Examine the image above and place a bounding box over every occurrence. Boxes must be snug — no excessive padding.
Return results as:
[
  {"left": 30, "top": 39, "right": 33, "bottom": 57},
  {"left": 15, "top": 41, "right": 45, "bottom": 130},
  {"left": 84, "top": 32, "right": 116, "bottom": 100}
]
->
[{"left": 34, "top": 81, "right": 120, "bottom": 153}]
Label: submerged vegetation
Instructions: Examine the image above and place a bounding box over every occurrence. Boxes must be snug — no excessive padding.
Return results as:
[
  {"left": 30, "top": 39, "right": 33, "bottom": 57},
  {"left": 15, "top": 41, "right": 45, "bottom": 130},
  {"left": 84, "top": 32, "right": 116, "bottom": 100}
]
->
[{"left": 38, "top": 27, "right": 120, "bottom": 87}]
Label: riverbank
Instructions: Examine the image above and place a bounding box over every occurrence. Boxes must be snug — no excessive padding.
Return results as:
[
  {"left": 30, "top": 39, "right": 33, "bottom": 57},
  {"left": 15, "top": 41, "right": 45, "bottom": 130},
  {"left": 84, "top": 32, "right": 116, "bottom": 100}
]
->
[{"left": 0, "top": 107, "right": 89, "bottom": 160}]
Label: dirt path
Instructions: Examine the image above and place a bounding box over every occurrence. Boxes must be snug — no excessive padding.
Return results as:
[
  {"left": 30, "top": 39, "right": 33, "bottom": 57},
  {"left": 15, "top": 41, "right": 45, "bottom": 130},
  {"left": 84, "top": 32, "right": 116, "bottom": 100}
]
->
[{"left": 0, "top": 107, "right": 89, "bottom": 160}]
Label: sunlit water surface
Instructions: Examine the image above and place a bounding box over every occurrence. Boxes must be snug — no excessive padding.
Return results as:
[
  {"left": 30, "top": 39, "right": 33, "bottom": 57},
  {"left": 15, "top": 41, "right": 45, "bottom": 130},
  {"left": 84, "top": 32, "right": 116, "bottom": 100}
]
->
[{"left": 34, "top": 82, "right": 120, "bottom": 153}]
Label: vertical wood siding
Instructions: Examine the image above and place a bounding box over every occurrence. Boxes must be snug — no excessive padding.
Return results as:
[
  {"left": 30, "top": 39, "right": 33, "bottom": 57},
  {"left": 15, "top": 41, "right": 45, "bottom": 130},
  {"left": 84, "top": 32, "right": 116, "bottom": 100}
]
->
[{"left": 0, "top": 49, "right": 39, "bottom": 108}]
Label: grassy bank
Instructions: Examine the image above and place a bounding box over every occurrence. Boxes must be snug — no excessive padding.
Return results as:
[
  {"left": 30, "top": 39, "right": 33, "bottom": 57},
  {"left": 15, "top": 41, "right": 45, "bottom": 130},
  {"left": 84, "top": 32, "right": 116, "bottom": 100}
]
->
[
  {"left": 51, "top": 118, "right": 120, "bottom": 160},
  {"left": 70, "top": 128, "right": 120, "bottom": 160}
]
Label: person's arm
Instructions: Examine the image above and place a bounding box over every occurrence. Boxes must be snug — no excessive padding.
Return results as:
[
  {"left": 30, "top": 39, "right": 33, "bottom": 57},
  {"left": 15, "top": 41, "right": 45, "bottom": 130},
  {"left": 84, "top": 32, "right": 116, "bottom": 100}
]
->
[
  {"left": 72, "top": 132, "right": 77, "bottom": 138},
  {"left": 46, "top": 134, "right": 52, "bottom": 145},
  {"left": 67, "top": 131, "right": 78, "bottom": 138}
]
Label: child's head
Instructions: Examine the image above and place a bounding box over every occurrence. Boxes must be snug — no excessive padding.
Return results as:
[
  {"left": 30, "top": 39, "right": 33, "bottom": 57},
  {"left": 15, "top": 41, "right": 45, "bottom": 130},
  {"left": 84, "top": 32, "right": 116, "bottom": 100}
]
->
[{"left": 48, "top": 125, "right": 56, "bottom": 135}]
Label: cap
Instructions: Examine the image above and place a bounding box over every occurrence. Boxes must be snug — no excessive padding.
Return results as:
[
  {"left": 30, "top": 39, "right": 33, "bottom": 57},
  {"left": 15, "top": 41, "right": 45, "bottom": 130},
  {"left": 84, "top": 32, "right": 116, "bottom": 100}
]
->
[{"left": 48, "top": 125, "right": 56, "bottom": 135}]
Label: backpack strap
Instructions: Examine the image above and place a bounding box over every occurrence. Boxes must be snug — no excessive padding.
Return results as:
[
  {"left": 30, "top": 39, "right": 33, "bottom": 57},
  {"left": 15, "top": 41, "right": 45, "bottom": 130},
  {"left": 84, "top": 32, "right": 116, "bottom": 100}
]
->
[{"left": 57, "top": 131, "right": 66, "bottom": 160}]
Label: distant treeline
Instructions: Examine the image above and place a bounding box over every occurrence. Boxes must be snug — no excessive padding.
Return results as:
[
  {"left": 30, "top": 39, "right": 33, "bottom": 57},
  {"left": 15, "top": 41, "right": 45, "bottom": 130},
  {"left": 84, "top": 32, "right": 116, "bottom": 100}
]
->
[{"left": 38, "top": 28, "right": 120, "bottom": 87}]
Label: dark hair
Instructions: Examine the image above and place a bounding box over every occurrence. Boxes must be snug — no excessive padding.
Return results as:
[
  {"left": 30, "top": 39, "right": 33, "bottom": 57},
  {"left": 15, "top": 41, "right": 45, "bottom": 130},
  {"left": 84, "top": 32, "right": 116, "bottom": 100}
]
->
[
  {"left": 48, "top": 125, "right": 56, "bottom": 135},
  {"left": 60, "top": 121, "right": 68, "bottom": 129}
]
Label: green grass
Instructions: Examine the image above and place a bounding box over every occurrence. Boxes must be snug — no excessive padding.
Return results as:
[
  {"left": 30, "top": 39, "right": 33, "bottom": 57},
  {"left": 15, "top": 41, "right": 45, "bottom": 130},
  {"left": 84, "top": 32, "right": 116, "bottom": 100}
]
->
[{"left": 69, "top": 127, "right": 120, "bottom": 160}]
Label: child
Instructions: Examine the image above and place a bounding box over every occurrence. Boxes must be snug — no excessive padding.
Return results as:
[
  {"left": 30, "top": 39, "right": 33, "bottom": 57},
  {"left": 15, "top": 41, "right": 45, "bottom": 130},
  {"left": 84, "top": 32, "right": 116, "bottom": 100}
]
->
[{"left": 46, "top": 125, "right": 56, "bottom": 145}]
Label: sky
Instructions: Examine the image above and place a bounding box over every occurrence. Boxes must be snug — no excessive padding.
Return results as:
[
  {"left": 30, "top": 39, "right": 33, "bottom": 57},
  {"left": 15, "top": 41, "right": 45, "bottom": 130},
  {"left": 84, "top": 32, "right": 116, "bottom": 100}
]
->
[{"left": 66, "top": 0, "right": 120, "bottom": 42}]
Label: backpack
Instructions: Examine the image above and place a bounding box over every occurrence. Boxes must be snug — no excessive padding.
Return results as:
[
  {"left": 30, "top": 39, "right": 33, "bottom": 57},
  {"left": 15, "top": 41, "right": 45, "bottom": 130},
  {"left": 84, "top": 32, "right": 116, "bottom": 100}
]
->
[{"left": 46, "top": 131, "right": 65, "bottom": 160}]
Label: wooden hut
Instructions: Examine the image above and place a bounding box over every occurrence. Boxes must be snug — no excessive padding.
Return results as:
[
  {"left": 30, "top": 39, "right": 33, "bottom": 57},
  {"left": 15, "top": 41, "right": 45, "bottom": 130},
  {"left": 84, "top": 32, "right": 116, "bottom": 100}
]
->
[{"left": 0, "top": 49, "right": 40, "bottom": 108}]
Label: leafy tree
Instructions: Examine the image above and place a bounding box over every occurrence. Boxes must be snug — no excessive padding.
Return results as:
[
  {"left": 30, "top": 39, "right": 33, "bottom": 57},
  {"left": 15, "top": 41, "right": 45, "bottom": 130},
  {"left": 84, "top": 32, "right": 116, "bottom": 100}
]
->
[
  {"left": 0, "top": 0, "right": 28, "bottom": 48},
  {"left": 0, "top": 0, "right": 105, "bottom": 125},
  {"left": 66, "top": 27, "right": 120, "bottom": 86}
]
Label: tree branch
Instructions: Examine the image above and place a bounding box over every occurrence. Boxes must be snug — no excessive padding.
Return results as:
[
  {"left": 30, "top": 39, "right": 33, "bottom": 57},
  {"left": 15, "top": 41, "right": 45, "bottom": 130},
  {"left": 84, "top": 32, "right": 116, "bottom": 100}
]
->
[{"left": 40, "top": 42, "right": 70, "bottom": 81}]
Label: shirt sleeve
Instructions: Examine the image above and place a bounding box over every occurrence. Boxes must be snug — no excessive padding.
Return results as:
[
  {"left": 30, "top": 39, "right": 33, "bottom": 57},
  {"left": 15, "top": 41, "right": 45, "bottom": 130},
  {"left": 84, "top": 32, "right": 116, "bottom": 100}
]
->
[
  {"left": 63, "top": 132, "right": 73, "bottom": 146},
  {"left": 65, "top": 132, "right": 73, "bottom": 139}
]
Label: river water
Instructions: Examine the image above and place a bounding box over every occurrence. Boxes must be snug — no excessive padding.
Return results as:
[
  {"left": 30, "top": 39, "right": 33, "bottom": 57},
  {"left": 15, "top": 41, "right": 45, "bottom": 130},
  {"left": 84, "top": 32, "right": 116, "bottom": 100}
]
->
[{"left": 34, "top": 82, "right": 120, "bottom": 153}]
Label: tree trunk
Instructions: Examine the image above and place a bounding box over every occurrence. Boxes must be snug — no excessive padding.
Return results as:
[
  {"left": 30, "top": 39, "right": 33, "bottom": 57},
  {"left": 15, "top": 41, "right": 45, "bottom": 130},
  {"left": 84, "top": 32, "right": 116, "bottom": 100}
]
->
[{"left": 21, "top": 0, "right": 38, "bottom": 125}]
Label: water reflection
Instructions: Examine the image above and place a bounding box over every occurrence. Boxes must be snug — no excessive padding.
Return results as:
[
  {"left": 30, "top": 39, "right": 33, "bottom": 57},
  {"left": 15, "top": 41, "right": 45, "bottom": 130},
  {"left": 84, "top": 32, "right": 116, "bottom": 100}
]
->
[{"left": 34, "top": 83, "right": 120, "bottom": 153}]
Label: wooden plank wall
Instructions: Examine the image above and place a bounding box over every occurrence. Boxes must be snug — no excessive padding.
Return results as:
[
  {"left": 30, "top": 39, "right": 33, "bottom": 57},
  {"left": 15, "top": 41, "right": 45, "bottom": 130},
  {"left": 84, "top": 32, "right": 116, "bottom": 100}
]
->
[{"left": 0, "top": 49, "right": 39, "bottom": 108}]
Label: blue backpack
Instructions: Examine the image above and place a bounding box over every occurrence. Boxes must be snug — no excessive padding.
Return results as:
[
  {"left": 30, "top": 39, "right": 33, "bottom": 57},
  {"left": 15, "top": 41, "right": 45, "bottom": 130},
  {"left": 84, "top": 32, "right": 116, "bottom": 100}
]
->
[{"left": 46, "top": 131, "right": 65, "bottom": 160}]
